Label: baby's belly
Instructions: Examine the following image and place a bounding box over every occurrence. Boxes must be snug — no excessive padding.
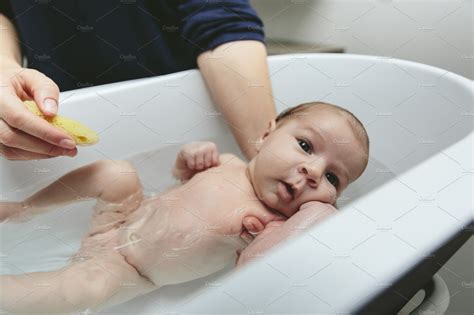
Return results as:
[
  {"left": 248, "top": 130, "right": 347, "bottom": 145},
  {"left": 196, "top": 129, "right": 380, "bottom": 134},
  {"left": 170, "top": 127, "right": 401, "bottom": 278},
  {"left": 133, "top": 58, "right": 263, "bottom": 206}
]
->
[
  {"left": 71, "top": 227, "right": 122, "bottom": 263},
  {"left": 116, "top": 202, "right": 247, "bottom": 286}
]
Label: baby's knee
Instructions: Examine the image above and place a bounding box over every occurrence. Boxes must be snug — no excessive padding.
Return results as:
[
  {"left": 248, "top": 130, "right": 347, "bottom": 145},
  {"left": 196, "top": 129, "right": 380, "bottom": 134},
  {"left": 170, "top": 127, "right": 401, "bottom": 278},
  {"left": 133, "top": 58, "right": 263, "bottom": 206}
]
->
[
  {"left": 94, "top": 160, "right": 142, "bottom": 202},
  {"left": 61, "top": 266, "right": 115, "bottom": 308},
  {"left": 93, "top": 160, "right": 135, "bottom": 176}
]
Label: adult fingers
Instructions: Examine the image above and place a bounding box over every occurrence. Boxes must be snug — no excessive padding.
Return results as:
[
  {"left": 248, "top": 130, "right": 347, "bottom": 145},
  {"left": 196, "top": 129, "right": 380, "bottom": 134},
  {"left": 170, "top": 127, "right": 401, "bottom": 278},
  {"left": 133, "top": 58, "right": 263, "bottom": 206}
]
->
[
  {"left": 22, "top": 69, "right": 60, "bottom": 117},
  {"left": 0, "top": 143, "right": 55, "bottom": 161},
  {"left": 243, "top": 216, "right": 265, "bottom": 235},
  {"left": 239, "top": 230, "right": 254, "bottom": 245},
  {"left": 298, "top": 201, "right": 338, "bottom": 217},
  {"left": 0, "top": 94, "right": 75, "bottom": 149},
  {"left": 0, "top": 119, "right": 76, "bottom": 157}
]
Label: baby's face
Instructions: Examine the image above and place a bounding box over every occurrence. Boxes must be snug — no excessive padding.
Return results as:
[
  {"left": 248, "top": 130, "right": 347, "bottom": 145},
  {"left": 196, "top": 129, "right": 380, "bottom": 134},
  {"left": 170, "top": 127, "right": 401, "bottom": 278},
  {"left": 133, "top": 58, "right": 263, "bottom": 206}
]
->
[{"left": 247, "top": 107, "right": 368, "bottom": 218}]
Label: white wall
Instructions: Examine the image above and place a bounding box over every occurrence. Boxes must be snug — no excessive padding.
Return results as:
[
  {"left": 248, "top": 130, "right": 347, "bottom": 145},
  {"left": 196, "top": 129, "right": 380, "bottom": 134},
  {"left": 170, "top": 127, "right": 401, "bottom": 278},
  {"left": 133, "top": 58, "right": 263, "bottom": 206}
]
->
[{"left": 252, "top": 0, "right": 473, "bottom": 79}]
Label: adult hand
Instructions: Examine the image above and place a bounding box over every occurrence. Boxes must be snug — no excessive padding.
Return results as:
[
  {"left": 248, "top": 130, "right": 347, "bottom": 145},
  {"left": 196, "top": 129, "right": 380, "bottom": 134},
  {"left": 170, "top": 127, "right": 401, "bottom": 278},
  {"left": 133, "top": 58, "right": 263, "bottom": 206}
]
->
[
  {"left": 0, "top": 60, "right": 77, "bottom": 160},
  {"left": 236, "top": 201, "right": 338, "bottom": 267},
  {"left": 238, "top": 215, "right": 271, "bottom": 244}
]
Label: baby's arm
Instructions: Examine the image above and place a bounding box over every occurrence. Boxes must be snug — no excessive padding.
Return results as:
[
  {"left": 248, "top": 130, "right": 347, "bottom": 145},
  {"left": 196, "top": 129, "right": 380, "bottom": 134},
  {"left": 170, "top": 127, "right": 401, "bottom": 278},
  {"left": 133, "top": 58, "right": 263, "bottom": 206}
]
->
[
  {"left": 172, "top": 141, "right": 220, "bottom": 182},
  {"left": 1, "top": 160, "right": 142, "bottom": 222}
]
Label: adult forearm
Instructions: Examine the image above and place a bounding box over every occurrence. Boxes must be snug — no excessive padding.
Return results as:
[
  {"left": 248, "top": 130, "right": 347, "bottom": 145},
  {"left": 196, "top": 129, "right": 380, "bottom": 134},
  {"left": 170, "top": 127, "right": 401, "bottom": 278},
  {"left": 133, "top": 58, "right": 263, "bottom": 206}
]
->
[
  {"left": 237, "top": 202, "right": 338, "bottom": 267},
  {"left": 197, "top": 40, "right": 276, "bottom": 160},
  {"left": 0, "top": 14, "right": 22, "bottom": 67}
]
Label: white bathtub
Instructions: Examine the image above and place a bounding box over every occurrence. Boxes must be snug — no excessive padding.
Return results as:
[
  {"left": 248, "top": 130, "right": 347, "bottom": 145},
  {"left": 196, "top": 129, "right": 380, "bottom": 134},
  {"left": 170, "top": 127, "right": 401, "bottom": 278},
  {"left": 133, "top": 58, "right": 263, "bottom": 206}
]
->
[{"left": 1, "top": 54, "right": 472, "bottom": 314}]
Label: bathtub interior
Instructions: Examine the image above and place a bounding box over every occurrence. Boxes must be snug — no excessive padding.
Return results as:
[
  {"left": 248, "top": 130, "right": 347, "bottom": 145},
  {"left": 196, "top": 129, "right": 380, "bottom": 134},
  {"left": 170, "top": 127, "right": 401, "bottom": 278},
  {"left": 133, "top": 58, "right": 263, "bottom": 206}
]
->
[{"left": 0, "top": 54, "right": 472, "bottom": 313}]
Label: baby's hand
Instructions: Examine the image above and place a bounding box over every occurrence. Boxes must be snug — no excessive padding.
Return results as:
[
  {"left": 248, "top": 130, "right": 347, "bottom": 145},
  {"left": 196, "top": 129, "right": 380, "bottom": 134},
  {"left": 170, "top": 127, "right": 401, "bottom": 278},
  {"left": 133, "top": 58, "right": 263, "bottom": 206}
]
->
[{"left": 173, "top": 141, "right": 220, "bottom": 181}]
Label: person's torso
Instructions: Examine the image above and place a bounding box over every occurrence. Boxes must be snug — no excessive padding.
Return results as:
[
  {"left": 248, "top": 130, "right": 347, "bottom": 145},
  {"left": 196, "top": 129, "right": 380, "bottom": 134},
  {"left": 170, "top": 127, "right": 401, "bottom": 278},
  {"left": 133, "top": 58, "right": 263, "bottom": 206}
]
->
[
  {"left": 8, "top": 0, "right": 196, "bottom": 91},
  {"left": 117, "top": 154, "right": 282, "bottom": 286}
]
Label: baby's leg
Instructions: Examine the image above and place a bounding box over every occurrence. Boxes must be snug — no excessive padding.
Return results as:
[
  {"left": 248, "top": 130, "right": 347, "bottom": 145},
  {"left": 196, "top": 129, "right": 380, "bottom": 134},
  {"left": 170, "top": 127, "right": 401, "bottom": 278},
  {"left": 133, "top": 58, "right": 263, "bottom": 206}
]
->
[
  {"left": 0, "top": 202, "right": 29, "bottom": 223},
  {"left": 0, "top": 251, "right": 157, "bottom": 314},
  {"left": 2, "top": 160, "right": 143, "bottom": 223}
]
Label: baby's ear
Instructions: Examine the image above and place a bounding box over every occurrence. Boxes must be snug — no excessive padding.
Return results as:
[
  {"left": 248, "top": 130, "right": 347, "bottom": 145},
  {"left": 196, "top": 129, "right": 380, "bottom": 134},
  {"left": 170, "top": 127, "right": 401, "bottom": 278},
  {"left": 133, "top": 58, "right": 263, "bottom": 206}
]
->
[
  {"left": 256, "top": 120, "right": 277, "bottom": 151},
  {"left": 262, "top": 120, "right": 277, "bottom": 140}
]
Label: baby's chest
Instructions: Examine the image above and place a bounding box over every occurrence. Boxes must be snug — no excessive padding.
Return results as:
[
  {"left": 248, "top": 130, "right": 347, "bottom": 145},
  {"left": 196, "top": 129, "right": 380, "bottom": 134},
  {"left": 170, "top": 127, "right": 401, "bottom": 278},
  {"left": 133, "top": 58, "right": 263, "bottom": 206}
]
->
[{"left": 175, "top": 178, "right": 254, "bottom": 226}]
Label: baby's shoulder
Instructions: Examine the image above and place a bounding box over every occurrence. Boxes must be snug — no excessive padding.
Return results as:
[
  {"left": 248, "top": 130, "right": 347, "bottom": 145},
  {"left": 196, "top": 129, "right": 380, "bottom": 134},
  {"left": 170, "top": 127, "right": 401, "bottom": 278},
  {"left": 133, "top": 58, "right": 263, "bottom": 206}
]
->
[{"left": 219, "top": 153, "right": 246, "bottom": 167}]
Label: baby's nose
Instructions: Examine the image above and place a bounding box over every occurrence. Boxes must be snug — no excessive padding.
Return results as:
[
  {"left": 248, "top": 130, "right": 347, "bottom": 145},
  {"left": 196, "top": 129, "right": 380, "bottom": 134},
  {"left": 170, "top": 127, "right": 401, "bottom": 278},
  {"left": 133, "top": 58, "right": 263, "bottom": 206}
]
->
[{"left": 298, "top": 164, "right": 322, "bottom": 188}]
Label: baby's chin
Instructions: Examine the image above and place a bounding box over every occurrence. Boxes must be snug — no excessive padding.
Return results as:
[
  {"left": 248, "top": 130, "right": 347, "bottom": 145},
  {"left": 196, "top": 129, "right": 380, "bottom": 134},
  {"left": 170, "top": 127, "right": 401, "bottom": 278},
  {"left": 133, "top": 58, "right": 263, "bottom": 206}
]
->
[
  {"left": 252, "top": 182, "right": 299, "bottom": 217},
  {"left": 261, "top": 193, "right": 299, "bottom": 218}
]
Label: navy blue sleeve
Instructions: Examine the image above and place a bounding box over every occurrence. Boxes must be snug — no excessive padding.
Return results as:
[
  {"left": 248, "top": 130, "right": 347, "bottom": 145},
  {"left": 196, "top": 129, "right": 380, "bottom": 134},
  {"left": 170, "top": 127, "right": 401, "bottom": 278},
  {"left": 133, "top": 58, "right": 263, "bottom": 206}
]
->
[
  {"left": 176, "top": 0, "right": 265, "bottom": 57},
  {"left": 0, "top": 1, "right": 13, "bottom": 19}
]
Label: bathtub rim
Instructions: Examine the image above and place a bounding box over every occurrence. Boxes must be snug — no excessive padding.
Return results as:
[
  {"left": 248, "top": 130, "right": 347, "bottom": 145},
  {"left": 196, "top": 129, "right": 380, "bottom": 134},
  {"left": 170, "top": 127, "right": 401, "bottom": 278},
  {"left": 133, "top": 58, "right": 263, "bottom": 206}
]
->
[
  {"left": 1, "top": 53, "right": 472, "bottom": 314},
  {"left": 57, "top": 53, "right": 473, "bottom": 105}
]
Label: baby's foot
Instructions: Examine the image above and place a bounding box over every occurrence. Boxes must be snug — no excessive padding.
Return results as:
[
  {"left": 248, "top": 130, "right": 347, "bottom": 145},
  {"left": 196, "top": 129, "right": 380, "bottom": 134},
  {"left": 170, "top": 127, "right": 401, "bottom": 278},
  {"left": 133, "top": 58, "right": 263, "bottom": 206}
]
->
[{"left": 0, "top": 202, "right": 31, "bottom": 223}]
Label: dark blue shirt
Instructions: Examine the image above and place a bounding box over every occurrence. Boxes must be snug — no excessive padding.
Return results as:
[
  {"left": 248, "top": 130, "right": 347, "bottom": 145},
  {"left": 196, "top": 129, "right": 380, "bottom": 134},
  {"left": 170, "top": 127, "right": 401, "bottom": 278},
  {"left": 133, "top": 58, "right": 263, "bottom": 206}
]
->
[{"left": 1, "top": 0, "right": 265, "bottom": 91}]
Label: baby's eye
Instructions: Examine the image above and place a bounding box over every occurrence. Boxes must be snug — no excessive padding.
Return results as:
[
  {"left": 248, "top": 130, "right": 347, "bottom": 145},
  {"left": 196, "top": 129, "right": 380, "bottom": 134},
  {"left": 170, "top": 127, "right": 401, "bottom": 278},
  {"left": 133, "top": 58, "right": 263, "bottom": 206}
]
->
[
  {"left": 326, "top": 173, "right": 339, "bottom": 187},
  {"left": 297, "top": 139, "right": 312, "bottom": 154}
]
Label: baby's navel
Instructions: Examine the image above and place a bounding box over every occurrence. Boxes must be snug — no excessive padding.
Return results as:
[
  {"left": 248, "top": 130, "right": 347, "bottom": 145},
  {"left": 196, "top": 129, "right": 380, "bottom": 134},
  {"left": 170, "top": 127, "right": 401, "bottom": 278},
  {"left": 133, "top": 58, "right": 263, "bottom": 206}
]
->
[
  {"left": 113, "top": 232, "right": 142, "bottom": 250},
  {"left": 129, "top": 233, "right": 140, "bottom": 241}
]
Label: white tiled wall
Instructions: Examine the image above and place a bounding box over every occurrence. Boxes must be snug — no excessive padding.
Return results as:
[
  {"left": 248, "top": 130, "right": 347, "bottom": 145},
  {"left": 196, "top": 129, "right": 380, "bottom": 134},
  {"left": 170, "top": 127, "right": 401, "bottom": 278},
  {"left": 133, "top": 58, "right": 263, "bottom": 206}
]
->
[{"left": 252, "top": 0, "right": 474, "bottom": 79}]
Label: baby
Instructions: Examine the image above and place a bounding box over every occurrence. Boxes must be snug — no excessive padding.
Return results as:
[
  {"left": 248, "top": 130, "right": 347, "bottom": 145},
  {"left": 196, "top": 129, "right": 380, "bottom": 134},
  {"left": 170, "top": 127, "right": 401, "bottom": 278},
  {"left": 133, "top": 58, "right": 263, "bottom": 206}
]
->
[{"left": 0, "top": 102, "right": 369, "bottom": 314}]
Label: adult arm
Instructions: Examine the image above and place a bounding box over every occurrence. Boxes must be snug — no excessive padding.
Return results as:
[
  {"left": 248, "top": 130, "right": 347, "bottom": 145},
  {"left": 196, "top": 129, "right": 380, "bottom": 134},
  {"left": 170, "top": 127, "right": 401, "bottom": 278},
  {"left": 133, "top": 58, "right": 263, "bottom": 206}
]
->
[
  {"left": 0, "top": 12, "right": 21, "bottom": 66},
  {"left": 237, "top": 201, "right": 339, "bottom": 267},
  {"left": 198, "top": 40, "right": 275, "bottom": 160},
  {"left": 177, "top": 0, "right": 276, "bottom": 160}
]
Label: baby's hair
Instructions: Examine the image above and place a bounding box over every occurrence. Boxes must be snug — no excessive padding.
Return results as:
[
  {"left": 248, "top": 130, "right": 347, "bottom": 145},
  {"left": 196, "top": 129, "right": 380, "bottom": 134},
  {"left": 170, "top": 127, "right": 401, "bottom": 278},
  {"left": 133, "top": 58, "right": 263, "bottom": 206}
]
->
[{"left": 275, "top": 101, "right": 370, "bottom": 156}]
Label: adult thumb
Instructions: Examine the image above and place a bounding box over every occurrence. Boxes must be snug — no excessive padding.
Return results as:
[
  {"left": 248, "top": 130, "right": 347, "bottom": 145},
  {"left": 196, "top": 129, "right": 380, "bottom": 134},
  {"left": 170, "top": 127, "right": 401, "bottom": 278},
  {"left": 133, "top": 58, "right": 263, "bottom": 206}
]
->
[
  {"left": 22, "top": 69, "right": 60, "bottom": 117},
  {"left": 243, "top": 216, "right": 265, "bottom": 235}
]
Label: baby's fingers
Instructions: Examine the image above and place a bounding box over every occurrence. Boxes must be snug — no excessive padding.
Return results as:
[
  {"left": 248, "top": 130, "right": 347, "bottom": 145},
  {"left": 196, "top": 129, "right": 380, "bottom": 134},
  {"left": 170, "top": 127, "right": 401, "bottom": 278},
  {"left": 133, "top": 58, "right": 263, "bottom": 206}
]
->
[
  {"left": 211, "top": 148, "right": 220, "bottom": 166},
  {"left": 204, "top": 150, "right": 214, "bottom": 168},
  {"left": 185, "top": 153, "right": 196, "bottom": 169},
  {"left": 203, "top": 145, "right": 219, "bottom": 168},
  {"left": 194, "top": 151, "right": 205, "bottom": 170}
]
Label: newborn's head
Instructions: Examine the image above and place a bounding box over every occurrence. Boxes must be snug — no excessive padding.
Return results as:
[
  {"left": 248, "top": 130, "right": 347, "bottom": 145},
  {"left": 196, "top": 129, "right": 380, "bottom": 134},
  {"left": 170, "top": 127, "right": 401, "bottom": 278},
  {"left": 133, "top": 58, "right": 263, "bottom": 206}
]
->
[{"left": 247, "top": 102, "right": 369, "bottom": 218}]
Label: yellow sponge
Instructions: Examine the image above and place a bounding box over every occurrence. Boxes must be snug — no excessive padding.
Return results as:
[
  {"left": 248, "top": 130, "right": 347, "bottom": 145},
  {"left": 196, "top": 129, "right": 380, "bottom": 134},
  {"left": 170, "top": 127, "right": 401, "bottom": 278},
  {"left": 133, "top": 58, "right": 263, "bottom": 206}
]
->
[{"left": 24, "top": 100, "right": 99, "bottom": 146}]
